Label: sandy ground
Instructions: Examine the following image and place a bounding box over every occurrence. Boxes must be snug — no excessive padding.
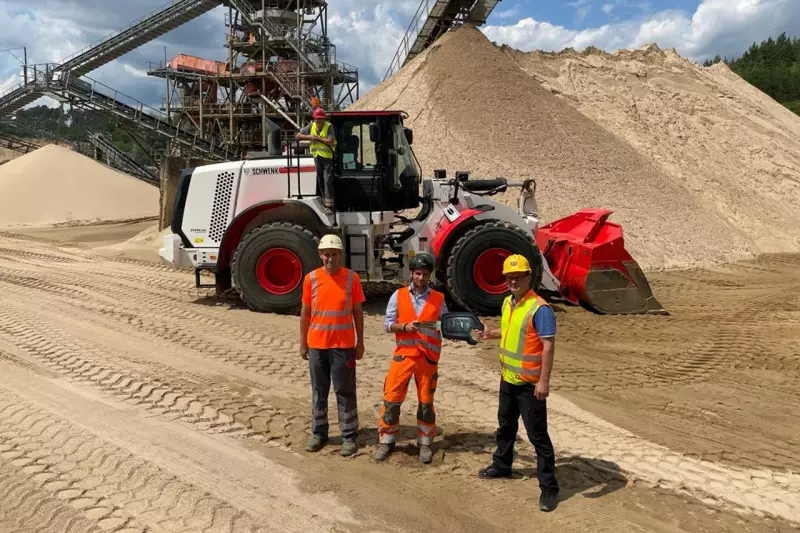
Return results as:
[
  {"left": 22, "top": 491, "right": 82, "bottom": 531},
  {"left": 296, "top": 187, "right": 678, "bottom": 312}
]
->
[{"left": 0, "top": 224, "right": 797, "bottom": 532}]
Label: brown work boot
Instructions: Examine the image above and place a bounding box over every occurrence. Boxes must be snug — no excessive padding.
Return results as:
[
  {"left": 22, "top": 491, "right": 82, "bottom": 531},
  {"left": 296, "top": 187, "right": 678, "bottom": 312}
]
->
[
  {"left": 374, "top": 443, "right": 395, "bottom": 461},
  {"left": 341, "top": 438, "right": 358, "bottom": 457},
  {"left": 419, "top": 444, "right": 433, "bottom": 464},
  {"left": 305, "top": 435, "right": 327, "bottom": 452}
]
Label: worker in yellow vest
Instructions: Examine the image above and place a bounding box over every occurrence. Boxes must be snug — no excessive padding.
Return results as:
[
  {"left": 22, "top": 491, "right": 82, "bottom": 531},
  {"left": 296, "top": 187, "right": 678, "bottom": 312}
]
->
[
  {"left": 476, "top": 254, "right": 559, "bottom": 512},
  {"left": 296, "top": 107, "right": 337, "bottom": 215}
]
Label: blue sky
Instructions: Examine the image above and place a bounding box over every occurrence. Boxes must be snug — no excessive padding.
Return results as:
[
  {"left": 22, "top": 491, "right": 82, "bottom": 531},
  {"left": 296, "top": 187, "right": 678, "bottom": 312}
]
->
[
  {"left": 0, "top": 0, "right": 798, "bottom": 109},
  {"left": 490, "top": 0, "right": 701, "bottom": 28}
]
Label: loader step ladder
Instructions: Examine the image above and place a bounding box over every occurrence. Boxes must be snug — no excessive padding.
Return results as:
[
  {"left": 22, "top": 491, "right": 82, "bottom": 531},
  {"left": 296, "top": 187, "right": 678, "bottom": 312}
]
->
[
  {"left": 384, "top": 0, "right": 502, "bottom": 81},
  {"left": 346, "top": 234, "right": 371, "bottom": 281}
]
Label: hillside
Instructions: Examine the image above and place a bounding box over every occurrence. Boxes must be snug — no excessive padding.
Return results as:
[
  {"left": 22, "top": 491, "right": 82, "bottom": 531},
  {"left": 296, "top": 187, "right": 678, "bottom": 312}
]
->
[{"left": 352, "top": 27, "right": 800, "bottom": 270}]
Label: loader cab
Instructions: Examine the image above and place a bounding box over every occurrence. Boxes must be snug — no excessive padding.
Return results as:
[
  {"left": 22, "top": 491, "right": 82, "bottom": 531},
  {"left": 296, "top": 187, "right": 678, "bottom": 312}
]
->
[{"left": 328, "top": 111, "right": 420, "bottom": 213}]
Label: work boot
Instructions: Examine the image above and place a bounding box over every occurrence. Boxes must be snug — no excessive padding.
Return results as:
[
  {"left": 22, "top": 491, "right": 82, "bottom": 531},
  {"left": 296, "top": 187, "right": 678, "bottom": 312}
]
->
[
  {"left": 539, "top": 490, "right": 559, "bottom": 512},
  {"left": 477, "top": 465, "right": 512, "bottom": 479},
  {"left": 374, "top": 443, "right": 395, "bottom": 461},
  {"left": 419, "top": 444, "right": 433, "bottom": 464},
  {"left": 341, "top": 439, "right": 358, "bottom": 457},
  {"left": 305, "top": 435, "right": 327, "bottom": 453}
]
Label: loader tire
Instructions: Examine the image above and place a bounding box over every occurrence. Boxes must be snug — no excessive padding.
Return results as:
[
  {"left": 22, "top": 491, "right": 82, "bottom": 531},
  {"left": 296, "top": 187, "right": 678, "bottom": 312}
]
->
[
  {"left": 445, "top": 221, "right": 542, "bottom": 316},
  {"left": 232, "top": 222, "right": 321, "bottom": 315}
]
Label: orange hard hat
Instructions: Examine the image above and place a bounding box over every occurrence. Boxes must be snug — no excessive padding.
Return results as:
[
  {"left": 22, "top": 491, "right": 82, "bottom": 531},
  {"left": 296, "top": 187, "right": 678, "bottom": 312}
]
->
[{"left": 312, "top": 107, "right": 326, "bottom": 119}]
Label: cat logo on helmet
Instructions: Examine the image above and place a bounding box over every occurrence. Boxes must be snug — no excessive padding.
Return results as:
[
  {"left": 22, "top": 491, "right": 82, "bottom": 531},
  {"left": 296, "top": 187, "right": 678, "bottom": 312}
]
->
[{"left": 502, "top": 254, "right": 532, "bottom": 274}]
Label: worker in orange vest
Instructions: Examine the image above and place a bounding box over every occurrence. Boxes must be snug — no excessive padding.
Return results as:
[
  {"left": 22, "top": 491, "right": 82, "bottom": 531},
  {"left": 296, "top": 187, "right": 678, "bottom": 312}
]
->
[
  {"left": 476, "top": 254, "right": 559, "bottom": 512},
  {"left": 300, "top": 234, "right": 365, "bottom": 457},
  {"left": 376, "top": 252, "right": 447, "bottom": 464}
]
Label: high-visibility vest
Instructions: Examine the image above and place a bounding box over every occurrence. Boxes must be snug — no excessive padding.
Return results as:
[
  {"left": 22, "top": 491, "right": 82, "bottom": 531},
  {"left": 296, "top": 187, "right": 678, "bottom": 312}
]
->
[
  {"left": 307, "top": 267, "right": 357, "bottom": 349},
  {"left": 393, "top": 287, "right": 444, "bottom": 363},
  {"left": 310, "top": 121, "right": 335, "bottom": 159},
  {"left": 499, "top": 289, "right": 549, "bottom": 385}
]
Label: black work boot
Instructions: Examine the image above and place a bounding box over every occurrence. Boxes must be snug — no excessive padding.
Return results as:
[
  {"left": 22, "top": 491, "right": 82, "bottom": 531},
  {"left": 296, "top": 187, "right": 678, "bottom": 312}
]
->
[
  {"left": 539, "top": 490, "right": 558, "bottom": 512},
  {"left": 477, "top": 465, "right": 512, "bottom": 479}
]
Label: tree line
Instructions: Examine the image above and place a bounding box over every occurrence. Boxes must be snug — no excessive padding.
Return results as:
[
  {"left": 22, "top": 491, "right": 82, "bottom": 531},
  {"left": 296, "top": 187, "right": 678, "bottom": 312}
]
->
[
  {"left": 703, "top": 32, "right": 800, "bottom": 115},
  {"left": 0, "top": 105, "right": 161, "bottom": 164}
]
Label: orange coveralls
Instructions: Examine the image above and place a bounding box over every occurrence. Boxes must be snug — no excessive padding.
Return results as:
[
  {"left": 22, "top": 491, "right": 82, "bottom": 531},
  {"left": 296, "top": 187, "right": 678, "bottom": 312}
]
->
[{"left": 378, "top": 286, "right": 446, "bottom": 445}]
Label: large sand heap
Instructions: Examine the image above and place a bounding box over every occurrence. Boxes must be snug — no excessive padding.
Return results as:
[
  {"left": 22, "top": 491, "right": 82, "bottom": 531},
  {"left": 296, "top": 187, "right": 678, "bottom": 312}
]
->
[
  {"left": 505, "top": 43, "right": 800, "bottom": 262},
  {"left": 352, "top": 27, "right": 800, "bottom": 270},
  {"left": 0, "top": 143, "right": 159, "bottom": 228}
]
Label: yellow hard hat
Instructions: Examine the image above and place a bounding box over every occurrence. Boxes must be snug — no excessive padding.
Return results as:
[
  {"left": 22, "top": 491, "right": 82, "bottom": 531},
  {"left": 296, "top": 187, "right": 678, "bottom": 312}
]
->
[
  {"left": 318, "top": 234, "right": 343, "bottom": 250},
  {"left": 502, "top": 254, "right": 531, "bottom": 274}
]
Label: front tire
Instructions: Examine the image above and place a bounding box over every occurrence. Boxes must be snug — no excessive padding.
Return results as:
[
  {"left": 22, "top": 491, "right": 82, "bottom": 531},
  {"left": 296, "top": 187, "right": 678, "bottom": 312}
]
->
[
  {"left": 445, "top": 221, "right": 542, "bottom": 315},
  {"left": 231, "top": 222, "right": 321, "bottom": 314}
]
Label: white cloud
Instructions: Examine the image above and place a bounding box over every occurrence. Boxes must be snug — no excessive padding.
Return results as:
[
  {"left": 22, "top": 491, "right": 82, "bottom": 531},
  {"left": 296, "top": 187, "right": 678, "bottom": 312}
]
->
[
  {"left": 602, "top": 3, "right": 616, "bottom": 15},
  {"left": 482, "top": 0, "right": 800, "bottom": 63},
  {"left": 495, "top": 8, "right": 520, "bottom": 19}
]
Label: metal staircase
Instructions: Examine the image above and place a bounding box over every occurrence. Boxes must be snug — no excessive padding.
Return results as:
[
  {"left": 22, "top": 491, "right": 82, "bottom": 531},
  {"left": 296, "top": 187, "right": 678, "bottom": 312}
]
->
[
  {"left": 0, "top": 0, "right": 222, "bottom": 117},
  {"left": 87, "top": 133, "right": 160, "bottom": 186},
  {"left": 37, "top": 73, "right": 231, "bottom": 160},
  {"left": 225, "top": 0, "right": 317, "bottom": 70},
  {"left": 54, "top": 0, "right": 221, "bottom": 77},
  {"left": 0, "top": 131, "right": 42, "bottom": 155},
  {"left": 384, "top": 0, "right": 502, "bottom": 81}
]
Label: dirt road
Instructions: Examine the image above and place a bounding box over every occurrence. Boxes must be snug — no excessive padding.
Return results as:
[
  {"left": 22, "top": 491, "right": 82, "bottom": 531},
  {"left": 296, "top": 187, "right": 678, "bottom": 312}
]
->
[{"left": 0, "top": 229, "right": 797, "bottom": 532}]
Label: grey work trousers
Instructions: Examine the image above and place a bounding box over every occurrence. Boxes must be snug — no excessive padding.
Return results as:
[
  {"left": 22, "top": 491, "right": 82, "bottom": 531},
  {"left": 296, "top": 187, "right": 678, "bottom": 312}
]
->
[
  {"left": 314, "top": 156, "right": 334, "bottom": 208},
  {"left": 308, "top": 347, "right": 359, "bottom": 441}
]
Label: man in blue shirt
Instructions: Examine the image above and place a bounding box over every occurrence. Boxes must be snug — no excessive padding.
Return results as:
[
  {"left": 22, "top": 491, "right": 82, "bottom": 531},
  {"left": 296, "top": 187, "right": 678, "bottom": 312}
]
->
[
  {"left": 477, "top": 253, "right": 559, "bottom": 512},
  {"left": 377, "top": 253, "right": 448, "bottom": 464}
]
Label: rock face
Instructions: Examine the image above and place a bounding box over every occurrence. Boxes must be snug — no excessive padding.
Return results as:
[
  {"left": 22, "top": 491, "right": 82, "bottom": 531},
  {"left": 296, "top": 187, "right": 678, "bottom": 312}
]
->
[{"left": 352, "top": 26, "right": 800, "bottom": 270}]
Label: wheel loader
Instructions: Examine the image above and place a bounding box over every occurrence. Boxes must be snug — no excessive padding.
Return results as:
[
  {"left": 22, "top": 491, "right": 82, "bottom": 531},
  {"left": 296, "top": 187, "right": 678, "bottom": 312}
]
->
[{"left": 159, "top": 110, "right": 665, "bottom": 316}]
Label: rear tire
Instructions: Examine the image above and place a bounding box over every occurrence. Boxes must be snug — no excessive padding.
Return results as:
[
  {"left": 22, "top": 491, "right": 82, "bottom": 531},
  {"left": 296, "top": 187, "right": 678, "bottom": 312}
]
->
[
  {"left": 232, "top": 222, "right": 321, "bottom": 314},
  {"left": 445, "top": 221, "right": 542, "bottom": 316}
]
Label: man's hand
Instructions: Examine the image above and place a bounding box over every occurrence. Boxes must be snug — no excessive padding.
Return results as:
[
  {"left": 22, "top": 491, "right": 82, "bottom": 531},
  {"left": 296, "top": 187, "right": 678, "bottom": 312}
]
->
[
  {"left": 405, "top": 322, "right": 418, "bottom": 333},
  {"left": 356, "top": 343, "right": 365, "bottom": 360},
  {"left": 300, "top": 342, "right": 309, "bottom": 360},
  {"left": 534, "top": 380, "right": 549, "bottom": 400}
]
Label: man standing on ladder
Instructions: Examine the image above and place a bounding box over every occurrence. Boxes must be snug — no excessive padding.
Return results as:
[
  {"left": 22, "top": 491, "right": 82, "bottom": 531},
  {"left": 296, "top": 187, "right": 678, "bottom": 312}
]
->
[
  {"left": 300, "top": 234, "right": 365, "bottom": 457},
  {"left": 476, "top": 254, "right": 560, "bottom": 512},
  {"left": 376, "top": 253, "right": 448, "bottom": 464},
  {"left": 296, "top": 107, "right": 337, "bottom": 215}
]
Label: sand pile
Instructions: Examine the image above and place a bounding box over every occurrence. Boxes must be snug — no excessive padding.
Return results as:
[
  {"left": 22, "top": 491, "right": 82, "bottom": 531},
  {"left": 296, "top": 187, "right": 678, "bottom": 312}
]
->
[
  {"left": 353, "top": 27, "right": 800, "bottom": 269},
  {"left": 0, "top": 144, "right": 159, "bottom": 228},
  {"left": 504, "top": 43, "right": 800, "bottom": 259},
  {"left": 96, "top": 223, "right": 172, "bottom": 262}
]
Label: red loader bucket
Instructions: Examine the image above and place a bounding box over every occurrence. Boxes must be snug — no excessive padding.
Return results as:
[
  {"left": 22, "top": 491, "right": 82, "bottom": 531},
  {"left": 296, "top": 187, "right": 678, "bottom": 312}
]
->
[{"left": 535, "top": 209, "right": 668, "bottom": 315}]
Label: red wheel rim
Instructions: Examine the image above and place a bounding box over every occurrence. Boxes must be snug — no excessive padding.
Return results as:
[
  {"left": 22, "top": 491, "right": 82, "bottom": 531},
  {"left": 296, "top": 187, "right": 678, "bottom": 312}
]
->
[
  {"left": 473, "top": 248, "right": 511, "bottom": 295},
  {"left": 255, "top": 248, "right": 302, "bottom": 295}
]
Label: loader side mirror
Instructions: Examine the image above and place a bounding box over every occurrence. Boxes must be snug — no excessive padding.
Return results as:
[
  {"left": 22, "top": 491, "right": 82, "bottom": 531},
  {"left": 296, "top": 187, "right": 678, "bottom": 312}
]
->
[
  {"left": 440, "top": 312, "right": 485, "bottom": 346},
  {"left": 404, "top": 127, "right": 413, "bottom": 145},
  {"left": 369, "top": 122, "right": 380, "bottom": 143}
]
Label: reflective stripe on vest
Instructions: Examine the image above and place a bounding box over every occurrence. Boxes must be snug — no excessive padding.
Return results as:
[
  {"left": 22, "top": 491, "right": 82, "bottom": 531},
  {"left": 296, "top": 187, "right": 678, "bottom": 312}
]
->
[
  {"left": 499, "top": 290, "right": 548, "bottom": 384},
  {"left": 394, "top": 287, "right": 444, "bottom": 362},
  {"left": 308, "top": 268, "right": 356, "bottom": 345},
  {"left": 310, "top": 121, "right": 335, "bottom": 159}
]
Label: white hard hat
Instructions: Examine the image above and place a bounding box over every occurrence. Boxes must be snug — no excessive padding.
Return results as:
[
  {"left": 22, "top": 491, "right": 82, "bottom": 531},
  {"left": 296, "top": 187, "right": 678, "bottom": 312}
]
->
[{"left": 318, "top": 234, "right": 343, "bottom": 250}]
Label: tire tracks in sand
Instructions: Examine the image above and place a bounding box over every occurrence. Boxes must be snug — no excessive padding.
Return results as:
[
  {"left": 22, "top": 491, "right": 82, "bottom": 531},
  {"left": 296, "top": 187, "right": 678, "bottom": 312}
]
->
[{"left": 0, "top": 239, "right": 798, "bottom": 524}]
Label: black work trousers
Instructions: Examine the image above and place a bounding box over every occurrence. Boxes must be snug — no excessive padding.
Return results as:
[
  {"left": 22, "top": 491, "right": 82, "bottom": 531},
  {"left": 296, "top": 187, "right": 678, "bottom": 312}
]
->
[
  {"left": 492, "top": 379, "right": 559, "bottom": 492},
  {"left": 314, "top": 156, "right": 334, "bottom": 207},
  {"left": 308, "top": 348, "right": 359, "bottom": 441}
]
